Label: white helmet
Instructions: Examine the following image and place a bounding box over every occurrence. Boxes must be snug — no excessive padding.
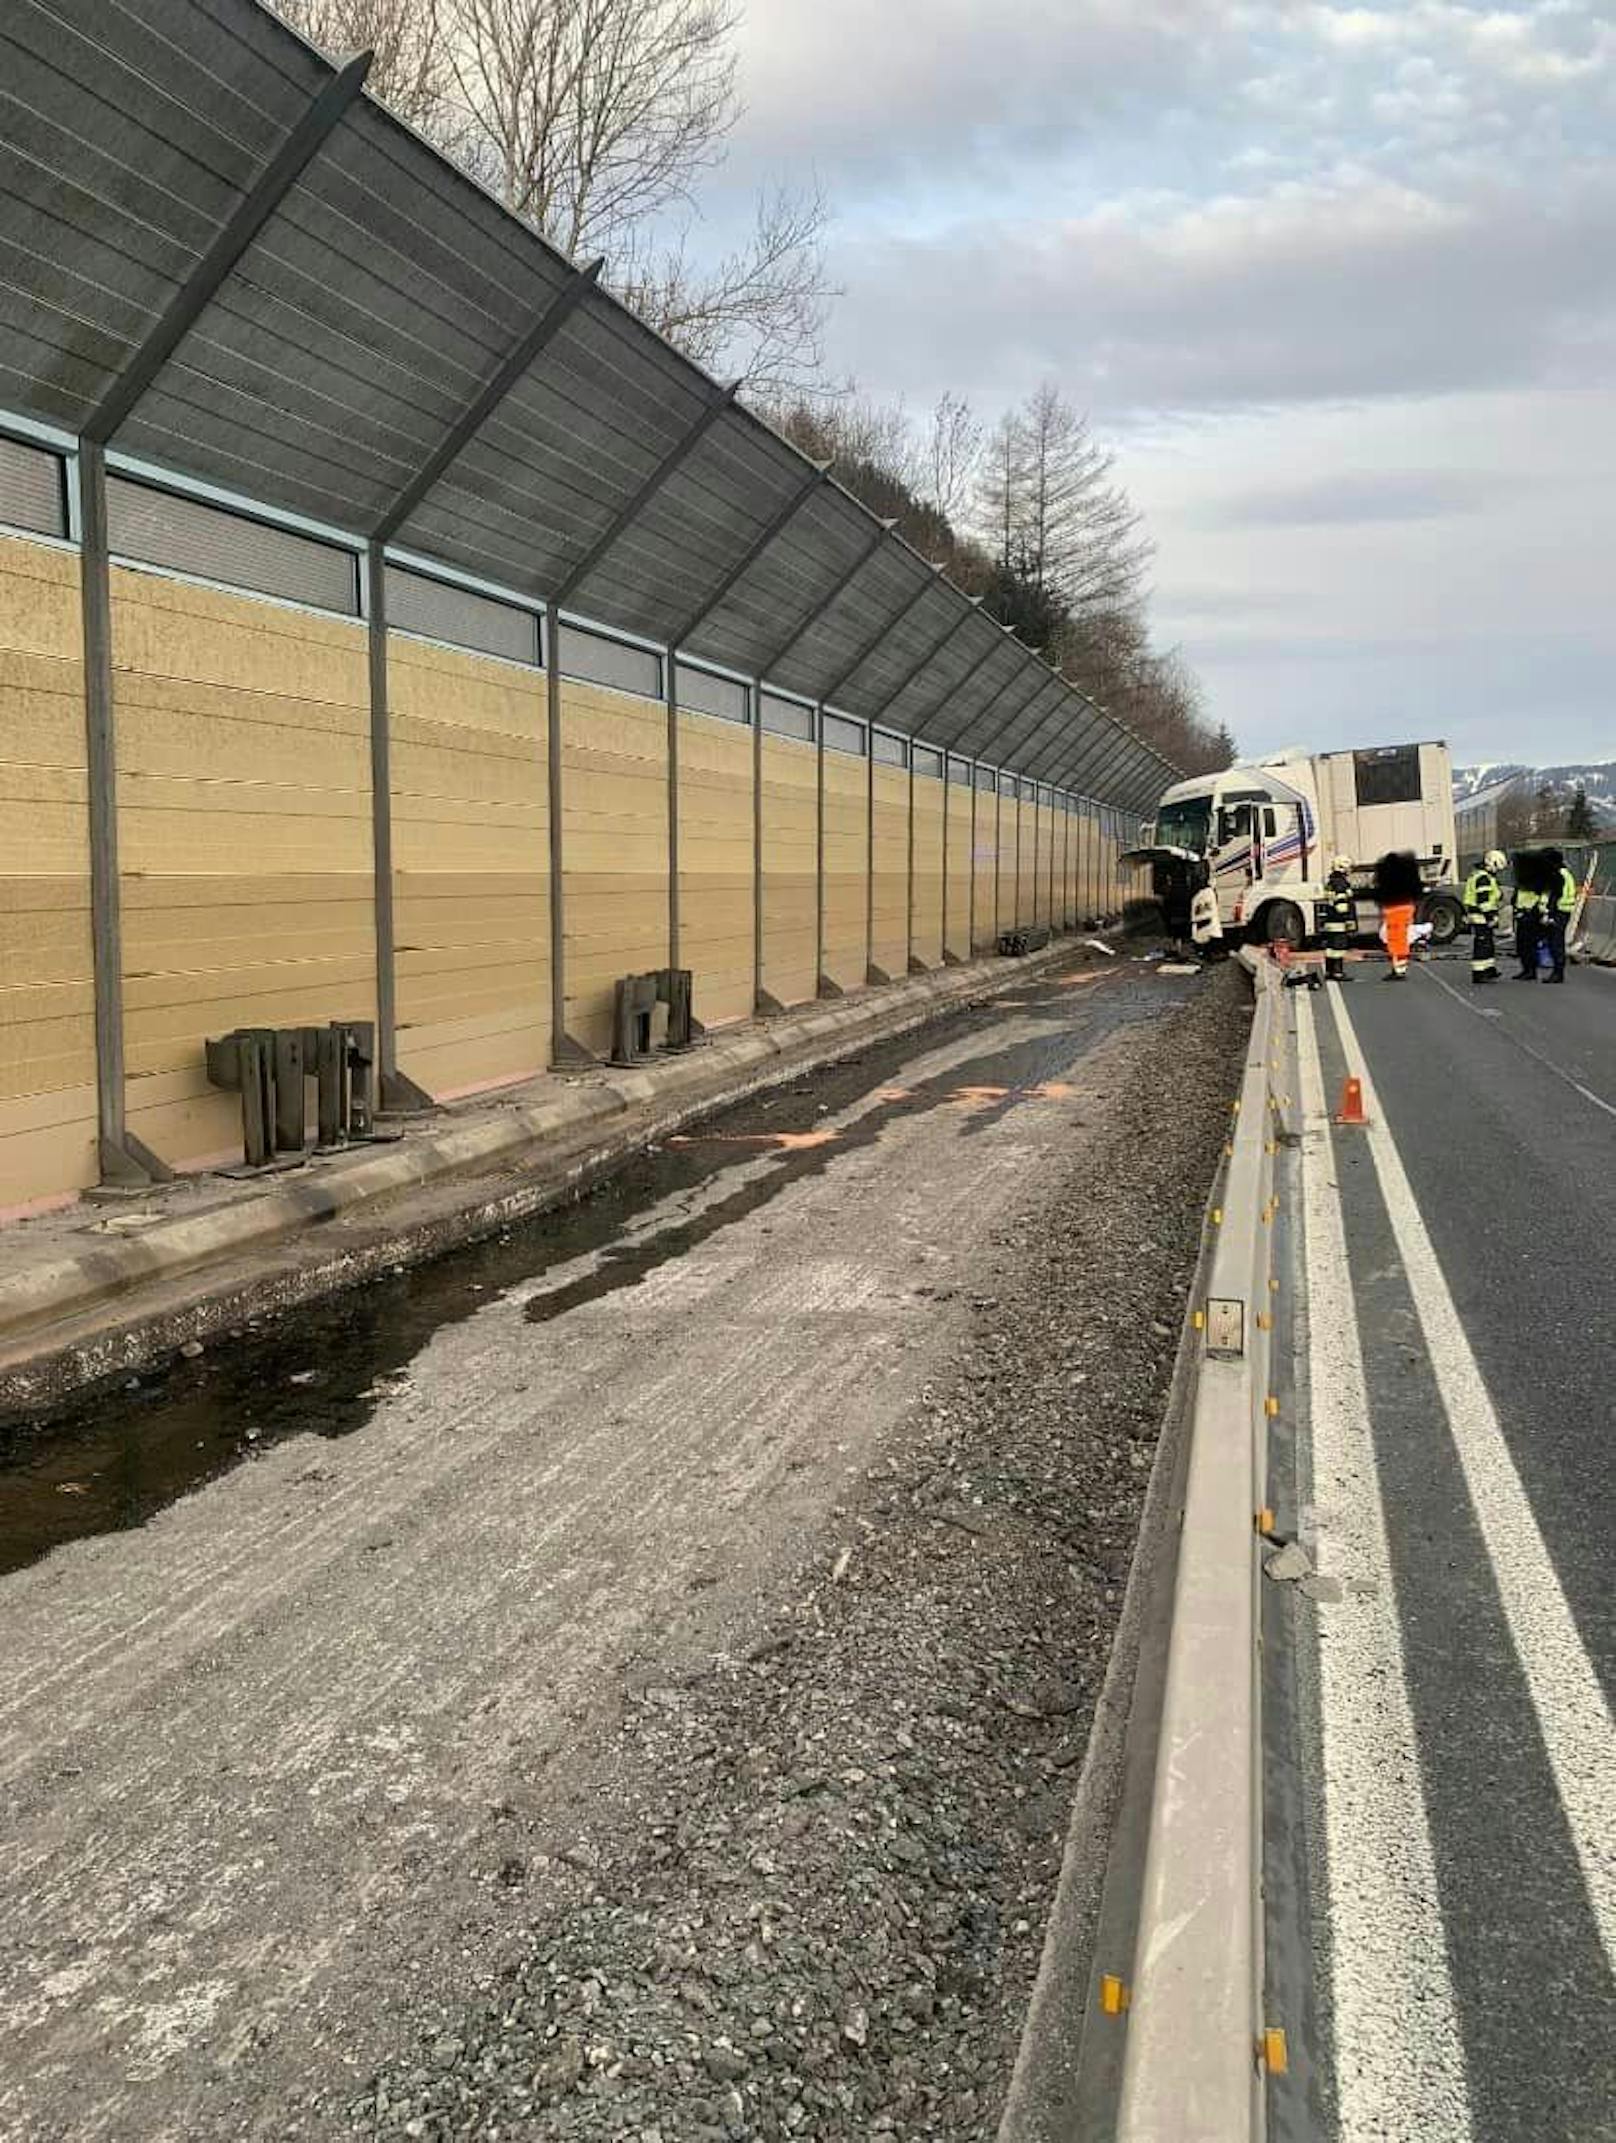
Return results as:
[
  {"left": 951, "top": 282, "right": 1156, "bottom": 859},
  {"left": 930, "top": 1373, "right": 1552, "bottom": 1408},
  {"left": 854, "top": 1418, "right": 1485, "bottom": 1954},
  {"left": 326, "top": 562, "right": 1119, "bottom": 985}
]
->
[
  {"left": 1330, "top": 854, "right": 1352, "bottom": 873},
  {"left": 1485, "top": 849, "right": 1506, "bottom": 872}
]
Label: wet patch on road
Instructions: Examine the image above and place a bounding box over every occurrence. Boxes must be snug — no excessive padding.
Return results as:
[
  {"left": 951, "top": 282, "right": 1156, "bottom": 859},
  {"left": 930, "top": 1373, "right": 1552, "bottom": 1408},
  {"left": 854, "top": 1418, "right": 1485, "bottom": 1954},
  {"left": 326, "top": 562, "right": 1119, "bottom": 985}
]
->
[{"left": 0, "top": 958, "right": 1189, "bottom": 1577}]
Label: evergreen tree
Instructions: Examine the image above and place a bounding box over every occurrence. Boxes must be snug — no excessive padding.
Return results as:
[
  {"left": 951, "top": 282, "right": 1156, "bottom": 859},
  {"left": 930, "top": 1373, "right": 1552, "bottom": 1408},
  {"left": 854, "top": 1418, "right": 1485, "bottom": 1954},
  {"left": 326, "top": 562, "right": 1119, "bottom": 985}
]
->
[{"left": 1565, "top": 784, "right": 1596, "bottom": 841}]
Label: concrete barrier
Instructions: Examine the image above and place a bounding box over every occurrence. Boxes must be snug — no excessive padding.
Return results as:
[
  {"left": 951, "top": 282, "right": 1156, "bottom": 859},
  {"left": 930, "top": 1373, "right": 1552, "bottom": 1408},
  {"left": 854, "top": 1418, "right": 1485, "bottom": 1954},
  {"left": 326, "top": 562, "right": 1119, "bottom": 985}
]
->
[
  {"left": 1113, "top": 949, "right": 1282, "bottom": 2139},
  {"left": 0, "top": 935, "right": 1094, "bottom": 1407},
  {"left": 1575, "top": 891, "right": 1616, "bottom": 965}
]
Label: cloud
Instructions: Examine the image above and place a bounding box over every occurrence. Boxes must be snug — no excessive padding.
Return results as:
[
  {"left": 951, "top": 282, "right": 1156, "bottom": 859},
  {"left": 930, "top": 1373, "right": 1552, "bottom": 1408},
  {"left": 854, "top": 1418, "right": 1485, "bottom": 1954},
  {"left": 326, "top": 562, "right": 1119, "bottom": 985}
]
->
[
  {"left": 1127, "top": 387, "right": 1616, "bottom": 762},
  {"left": 1208, "top": 468, "right": 1516, "bottom": 525},
  {"left": 824, "top": 162, "right": 1616, "bottom": 418},
  {"left": 699, "top": 0, "right": 1616, "bottom": 761}
]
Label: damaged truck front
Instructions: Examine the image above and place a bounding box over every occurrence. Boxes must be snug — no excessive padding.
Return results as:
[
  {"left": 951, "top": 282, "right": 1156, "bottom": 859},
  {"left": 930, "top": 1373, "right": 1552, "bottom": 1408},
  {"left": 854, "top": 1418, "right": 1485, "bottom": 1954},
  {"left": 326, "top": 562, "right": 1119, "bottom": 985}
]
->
[{"left": 1126, "top": 741, "right": 1464, "bottom": 954}]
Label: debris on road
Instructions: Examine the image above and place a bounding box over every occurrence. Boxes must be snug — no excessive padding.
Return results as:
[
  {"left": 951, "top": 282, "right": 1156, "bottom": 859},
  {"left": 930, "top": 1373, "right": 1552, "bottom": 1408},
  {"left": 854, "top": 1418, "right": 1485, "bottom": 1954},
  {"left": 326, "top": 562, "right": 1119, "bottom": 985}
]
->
[{"left": 340, "top": 975, "right": 1246, "bottom": 2143}]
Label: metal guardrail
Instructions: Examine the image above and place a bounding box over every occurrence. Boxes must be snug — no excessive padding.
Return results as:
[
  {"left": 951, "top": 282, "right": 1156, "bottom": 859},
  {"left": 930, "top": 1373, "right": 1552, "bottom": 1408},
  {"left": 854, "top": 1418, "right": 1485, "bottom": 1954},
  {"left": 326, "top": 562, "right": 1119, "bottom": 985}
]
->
[{"left": 1115, "top": 951, "right": 1283, "bottom": 2138}]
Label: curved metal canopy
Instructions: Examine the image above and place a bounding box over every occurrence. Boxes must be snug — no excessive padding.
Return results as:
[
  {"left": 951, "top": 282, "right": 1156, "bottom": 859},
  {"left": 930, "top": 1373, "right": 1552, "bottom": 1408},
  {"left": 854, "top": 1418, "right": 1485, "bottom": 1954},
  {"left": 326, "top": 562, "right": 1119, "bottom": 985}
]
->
[{"left": 0, "top": 0, "right": 1179, "bottom": 814}]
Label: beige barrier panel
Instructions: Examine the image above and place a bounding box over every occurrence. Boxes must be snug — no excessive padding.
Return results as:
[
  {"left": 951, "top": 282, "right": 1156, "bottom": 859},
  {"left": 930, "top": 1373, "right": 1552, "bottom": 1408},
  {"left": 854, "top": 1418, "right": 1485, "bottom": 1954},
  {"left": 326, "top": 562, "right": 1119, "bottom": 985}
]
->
[
  {"left": 760, "top": 732, "right": 817, "bottom": 1008},
  {"left": 1062, "top": 803, "right": 1078, "bottom": 924},
  {"left": 911, "top": 772, "right": 945, "bottom": 968},
  {"left": 0, "top": 535, "right": 97, "bottom": 1210},
  {"left": 388, "top": 633, "right": 548, "bottom": 1099},
  {"left": 945, "top": 780, "right": 973, "bottom": 962},
  {"left": 870, "top": 761, "right": 909, "bottom": 980},
  {"left": 560, "top": 678, "right": 667, "bottom": 1058},
  {"left": 114, "top": 568, "right": 374, "bottom": 1169},
  {"left": 972, "top": 789, "right": 1000, "bottom": 954},
  {"left": 821, "top": 749, "right": 868, "bottom": 992},
  {"left": 677, "top": 707, "right": 753, "bottom": 1027}
]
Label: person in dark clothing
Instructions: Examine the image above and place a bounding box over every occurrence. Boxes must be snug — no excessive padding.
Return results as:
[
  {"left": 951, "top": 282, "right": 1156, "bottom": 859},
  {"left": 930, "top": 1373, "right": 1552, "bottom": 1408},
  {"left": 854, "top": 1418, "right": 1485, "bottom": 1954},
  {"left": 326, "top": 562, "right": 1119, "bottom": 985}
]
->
[
  {"left": 1512, "top": 849, "right": 1553, "bottom": 979},
  {"left": 1321, "top": 855, "right": 1356, "bottom": 981},
  {"left": 1540, "top": 848, "right": 1577, "bottom": 983},
  {"left": 1373, "top": 851, "right": 1423, "bottom": 979}
]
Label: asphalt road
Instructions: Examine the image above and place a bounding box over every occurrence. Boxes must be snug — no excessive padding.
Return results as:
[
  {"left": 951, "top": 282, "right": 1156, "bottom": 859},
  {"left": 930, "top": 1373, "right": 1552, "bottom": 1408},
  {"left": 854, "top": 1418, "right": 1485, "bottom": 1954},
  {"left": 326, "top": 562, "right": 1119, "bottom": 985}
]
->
[
  {"left": 1285, "top": 958, "right": 1616, "bottom": 2142},
  {"left": 0, "top": 955, "right": 1213, "bottom": 2141}
]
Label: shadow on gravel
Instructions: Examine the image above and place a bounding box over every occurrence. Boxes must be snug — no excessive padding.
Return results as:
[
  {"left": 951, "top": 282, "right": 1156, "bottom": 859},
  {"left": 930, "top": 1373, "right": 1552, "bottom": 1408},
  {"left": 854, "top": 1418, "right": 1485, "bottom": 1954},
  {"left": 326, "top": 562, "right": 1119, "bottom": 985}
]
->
[{"left": 0, "top": 958, "right": 1179, "bottom": 1578}]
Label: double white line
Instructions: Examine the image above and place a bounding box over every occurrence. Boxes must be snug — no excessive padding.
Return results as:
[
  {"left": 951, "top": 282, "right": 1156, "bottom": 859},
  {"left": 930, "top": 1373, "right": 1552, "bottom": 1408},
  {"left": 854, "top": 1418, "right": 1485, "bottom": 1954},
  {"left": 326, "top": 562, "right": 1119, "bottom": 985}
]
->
[{"left": 1297, "top": 984, "right": 1616, "bottom": 2140}]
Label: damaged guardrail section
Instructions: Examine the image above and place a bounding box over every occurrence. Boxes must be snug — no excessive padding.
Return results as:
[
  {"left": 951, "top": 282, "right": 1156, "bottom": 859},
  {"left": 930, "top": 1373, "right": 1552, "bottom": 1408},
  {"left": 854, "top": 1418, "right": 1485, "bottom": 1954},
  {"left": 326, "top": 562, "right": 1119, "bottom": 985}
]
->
[{"left": 1114, "top": 953, "right": 1282, "bottom": 2139}]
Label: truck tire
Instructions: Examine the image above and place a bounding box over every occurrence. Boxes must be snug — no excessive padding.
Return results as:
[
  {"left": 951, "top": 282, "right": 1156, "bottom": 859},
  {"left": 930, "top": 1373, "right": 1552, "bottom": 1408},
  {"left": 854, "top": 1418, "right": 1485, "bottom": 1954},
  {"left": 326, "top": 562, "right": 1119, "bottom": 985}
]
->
[
  {"left": 1419, "top": 892, "right": 1464, "bottom": 946},
  {"left": 1263, "top": 900, "right": 1306, "bottom": 952}
]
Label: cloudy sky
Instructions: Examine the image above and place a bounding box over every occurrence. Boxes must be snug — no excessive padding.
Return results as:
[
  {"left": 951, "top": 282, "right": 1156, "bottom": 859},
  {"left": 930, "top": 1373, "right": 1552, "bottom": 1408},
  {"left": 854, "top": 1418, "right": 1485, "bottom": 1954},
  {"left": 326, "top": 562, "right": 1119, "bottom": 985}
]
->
[{"left": 700, "top": 0, "right": 1616, "bottom": 766}]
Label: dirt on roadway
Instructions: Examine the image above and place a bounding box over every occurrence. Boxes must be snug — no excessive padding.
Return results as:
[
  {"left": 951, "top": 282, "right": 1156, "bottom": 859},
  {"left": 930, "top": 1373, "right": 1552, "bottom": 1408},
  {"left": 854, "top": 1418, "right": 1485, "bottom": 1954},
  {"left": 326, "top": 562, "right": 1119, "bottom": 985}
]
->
[{"left": 0, "top": 956, "right": 1247, "bottom": 2142}]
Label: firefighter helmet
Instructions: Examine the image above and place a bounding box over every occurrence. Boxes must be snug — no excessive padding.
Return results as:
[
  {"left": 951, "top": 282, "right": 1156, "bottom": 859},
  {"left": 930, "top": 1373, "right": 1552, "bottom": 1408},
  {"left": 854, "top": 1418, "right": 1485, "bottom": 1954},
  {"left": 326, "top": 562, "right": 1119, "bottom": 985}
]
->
[
  {"left": 1485, "top": 849, "right": 1506, "bottom": 873},
  {"left": 1331, "top": 854, "right": 1352, "bottom": 873}
]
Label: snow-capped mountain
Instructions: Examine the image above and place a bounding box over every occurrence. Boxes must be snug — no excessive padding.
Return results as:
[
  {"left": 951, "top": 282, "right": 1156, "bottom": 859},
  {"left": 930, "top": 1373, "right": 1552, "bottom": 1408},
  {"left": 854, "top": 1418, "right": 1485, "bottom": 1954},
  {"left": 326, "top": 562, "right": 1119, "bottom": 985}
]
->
[{"left": 1452, "top": 761, "right": 1616, "bottom": 830}]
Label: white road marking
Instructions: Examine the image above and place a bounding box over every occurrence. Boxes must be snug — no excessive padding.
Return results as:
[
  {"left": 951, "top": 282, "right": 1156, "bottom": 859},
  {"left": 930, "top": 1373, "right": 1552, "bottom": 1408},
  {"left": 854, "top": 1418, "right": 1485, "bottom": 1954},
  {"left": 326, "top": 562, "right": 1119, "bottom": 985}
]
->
[
  {"left": 1419, "top": 965, "right": 1616, "bottom": 1121},
  {"left": 1324, "top": 981, "right": 1616, "bottom": 1966},
  {"left": 1296, "top": 994, "right": 1472, "bottom": 2139}
]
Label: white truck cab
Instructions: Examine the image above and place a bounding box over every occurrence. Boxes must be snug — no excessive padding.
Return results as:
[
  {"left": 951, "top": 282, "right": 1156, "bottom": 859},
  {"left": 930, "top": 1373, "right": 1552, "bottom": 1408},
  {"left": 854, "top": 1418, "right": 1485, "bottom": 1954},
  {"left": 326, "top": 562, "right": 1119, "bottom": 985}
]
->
[{"left": 1130, "top": 741, "right": 1464, "bottom": 952}]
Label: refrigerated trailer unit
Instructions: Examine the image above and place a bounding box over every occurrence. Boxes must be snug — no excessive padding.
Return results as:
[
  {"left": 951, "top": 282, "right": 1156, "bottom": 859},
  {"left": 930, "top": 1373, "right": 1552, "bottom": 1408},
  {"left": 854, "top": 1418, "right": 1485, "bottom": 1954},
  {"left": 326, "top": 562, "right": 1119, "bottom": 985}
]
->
[{"left": 1127, "top": 740, "right": 1463, "bottom": 952}]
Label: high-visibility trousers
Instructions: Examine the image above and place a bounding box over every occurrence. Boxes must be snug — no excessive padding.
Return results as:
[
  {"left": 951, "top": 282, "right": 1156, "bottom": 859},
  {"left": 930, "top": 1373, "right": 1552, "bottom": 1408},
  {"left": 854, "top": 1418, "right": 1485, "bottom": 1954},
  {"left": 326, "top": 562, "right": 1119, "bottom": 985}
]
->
[
  {"left": 1469, "top": 916, "right": 1497, "bottom": 981},
  {"left": 1383, "top": 902, "right": 1414, "bottom": 974},
  {"left": 1323, "top": 921, "right": 1349, "bottom": 979}
]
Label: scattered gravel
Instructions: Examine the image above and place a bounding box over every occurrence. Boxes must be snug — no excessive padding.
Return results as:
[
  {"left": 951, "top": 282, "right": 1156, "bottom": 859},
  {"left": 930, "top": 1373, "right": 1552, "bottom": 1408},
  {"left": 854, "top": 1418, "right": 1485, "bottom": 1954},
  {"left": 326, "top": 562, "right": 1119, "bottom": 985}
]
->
[{"left": 348, "top": 970, "right": 1248, "bottom": 2142}]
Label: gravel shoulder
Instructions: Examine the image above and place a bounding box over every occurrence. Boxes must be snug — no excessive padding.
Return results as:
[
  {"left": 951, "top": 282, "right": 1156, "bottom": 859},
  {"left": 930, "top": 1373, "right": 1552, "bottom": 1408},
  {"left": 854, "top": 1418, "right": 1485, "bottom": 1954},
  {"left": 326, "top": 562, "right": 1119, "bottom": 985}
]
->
[
  {"left": 345, "top": 969, "right": 1248, "bottom": 2143},
  {"left": 0, "top": 961, "right": 1246, "bottom": 2143}
]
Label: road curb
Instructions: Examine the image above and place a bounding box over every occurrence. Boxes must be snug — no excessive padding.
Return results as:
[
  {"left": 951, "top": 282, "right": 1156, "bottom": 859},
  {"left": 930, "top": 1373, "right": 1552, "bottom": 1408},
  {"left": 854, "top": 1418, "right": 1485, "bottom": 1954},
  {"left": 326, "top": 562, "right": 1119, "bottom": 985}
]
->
[
  {"left": 1112, "top": 945, "right": 1284, "bottom": 2138},
  {"left": 1002, "top": 946, "right": 1287, "bottom": 2138},
  {"left": 997, "top": 1019, "right": 1231, "bottom": 2141},
  {"left": 0, "top": 940, "right": 1097, "bottom": 1402}
]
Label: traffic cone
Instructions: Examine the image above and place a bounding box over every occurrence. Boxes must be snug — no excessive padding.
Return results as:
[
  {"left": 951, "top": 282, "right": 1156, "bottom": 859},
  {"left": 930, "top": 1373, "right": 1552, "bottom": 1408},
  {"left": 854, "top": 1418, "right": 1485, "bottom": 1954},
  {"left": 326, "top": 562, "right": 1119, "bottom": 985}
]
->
[{"left": 1335, "top": 1076, "right": 1369, "bottom": 1127}]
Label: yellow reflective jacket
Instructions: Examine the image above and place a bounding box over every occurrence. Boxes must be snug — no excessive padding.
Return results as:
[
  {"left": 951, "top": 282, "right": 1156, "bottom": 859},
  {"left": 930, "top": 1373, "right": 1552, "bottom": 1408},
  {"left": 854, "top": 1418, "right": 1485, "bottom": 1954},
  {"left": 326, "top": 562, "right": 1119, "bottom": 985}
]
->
[{"left": 1462, "top": 866, "right": 1500, "bottom": 922}]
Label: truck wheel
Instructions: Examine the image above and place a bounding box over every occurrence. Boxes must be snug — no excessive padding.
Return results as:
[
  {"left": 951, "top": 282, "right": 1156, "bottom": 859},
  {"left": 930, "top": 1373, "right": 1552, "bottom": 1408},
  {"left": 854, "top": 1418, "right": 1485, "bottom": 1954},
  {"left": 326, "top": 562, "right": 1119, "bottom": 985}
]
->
[
  {"left": 1264, "top": 901, "right": 1306, "bottom": 952},
  {"left": 1419, "top": 893, "right": 1464, "bottom": 946}
]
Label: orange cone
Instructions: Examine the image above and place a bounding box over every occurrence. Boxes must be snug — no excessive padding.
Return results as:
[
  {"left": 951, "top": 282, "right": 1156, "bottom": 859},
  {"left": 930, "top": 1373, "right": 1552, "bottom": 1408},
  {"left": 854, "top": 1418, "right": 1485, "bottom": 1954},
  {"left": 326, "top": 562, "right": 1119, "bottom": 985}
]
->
[{"left": 1335, "top": 1075, "right": 1369, "bottom": 1127}]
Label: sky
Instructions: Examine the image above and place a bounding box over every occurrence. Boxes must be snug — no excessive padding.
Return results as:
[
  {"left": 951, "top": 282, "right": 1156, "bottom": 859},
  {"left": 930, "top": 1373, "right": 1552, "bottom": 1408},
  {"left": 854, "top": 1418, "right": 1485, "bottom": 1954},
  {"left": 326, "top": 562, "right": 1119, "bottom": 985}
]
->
[{"left": 694, "top": 0, "right": 1616, "bottom": 767}]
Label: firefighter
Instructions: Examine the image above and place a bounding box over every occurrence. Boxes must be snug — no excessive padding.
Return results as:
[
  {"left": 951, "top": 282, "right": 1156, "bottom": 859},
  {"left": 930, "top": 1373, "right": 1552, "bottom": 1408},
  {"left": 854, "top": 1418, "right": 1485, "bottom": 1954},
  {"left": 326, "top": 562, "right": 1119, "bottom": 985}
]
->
[
  {"left": 1462, "top": 848, "right": 1505, "bottom": 985},
  {"left": 1540, "top": 847, "right": 1578, "bottom": 983},
  {"left": 1373, "top": 851, "right": 1422, "bottom": 980},
  {"left": 1321, "top": 854, "right": 1356, "bottom": 981}
]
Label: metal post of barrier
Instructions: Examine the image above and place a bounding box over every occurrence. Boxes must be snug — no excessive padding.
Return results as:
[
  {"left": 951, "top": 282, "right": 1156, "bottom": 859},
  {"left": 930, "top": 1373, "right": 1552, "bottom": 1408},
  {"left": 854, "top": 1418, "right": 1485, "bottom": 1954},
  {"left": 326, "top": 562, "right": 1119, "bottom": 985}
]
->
[{"left": 272, "top": 1029, "right": 306, "bottom": 1154}]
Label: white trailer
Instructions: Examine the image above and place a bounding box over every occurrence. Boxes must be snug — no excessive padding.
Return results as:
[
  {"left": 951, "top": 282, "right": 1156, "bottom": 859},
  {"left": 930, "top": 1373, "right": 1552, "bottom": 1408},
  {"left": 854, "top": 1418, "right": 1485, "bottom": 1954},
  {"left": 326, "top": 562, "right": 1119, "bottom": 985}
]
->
[{"left": 1128, "top": 740, "right": 1463, "bottom": 952}]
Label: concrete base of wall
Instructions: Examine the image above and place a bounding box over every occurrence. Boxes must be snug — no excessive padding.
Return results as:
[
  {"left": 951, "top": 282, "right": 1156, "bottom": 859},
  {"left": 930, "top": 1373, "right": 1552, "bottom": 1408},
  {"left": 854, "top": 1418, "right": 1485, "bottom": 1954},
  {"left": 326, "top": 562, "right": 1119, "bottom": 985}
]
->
[{"left": 0, "top": 934, "right": 1108, "bottom": 1413}]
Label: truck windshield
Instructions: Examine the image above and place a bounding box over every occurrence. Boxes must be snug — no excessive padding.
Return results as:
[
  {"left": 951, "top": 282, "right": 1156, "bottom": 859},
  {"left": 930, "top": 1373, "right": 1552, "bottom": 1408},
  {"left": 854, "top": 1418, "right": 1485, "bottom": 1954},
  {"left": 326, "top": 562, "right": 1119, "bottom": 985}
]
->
[{"left": 1153, "top": 797, "right": 1211, "bottom": 855}]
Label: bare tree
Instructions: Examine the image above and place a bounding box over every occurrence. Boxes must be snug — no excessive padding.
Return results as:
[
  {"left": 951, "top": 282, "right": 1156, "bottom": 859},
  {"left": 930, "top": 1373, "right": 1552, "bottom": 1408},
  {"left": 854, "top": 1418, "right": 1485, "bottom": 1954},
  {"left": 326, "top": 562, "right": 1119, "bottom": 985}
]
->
[
  {"left": 278, "top": 0, "right": 831, "bottom": 393},
  {"left": 433, "top": 0, "right": 738, "bottom": 255},
  {"left": 275, "top": 0, "right": 451, "bottom": 127},
  {"left": 920, "top": 392, "right": 982, "bottom": 522},
  {"left": 1015, "top": 383, "right": 1152, "bottom": 617},
  {"left": 615, "top": 184, "right": 835, "bottom": 393},
  {"left": 977, "top": 411, "right": 1028, "bottom": 573}
]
